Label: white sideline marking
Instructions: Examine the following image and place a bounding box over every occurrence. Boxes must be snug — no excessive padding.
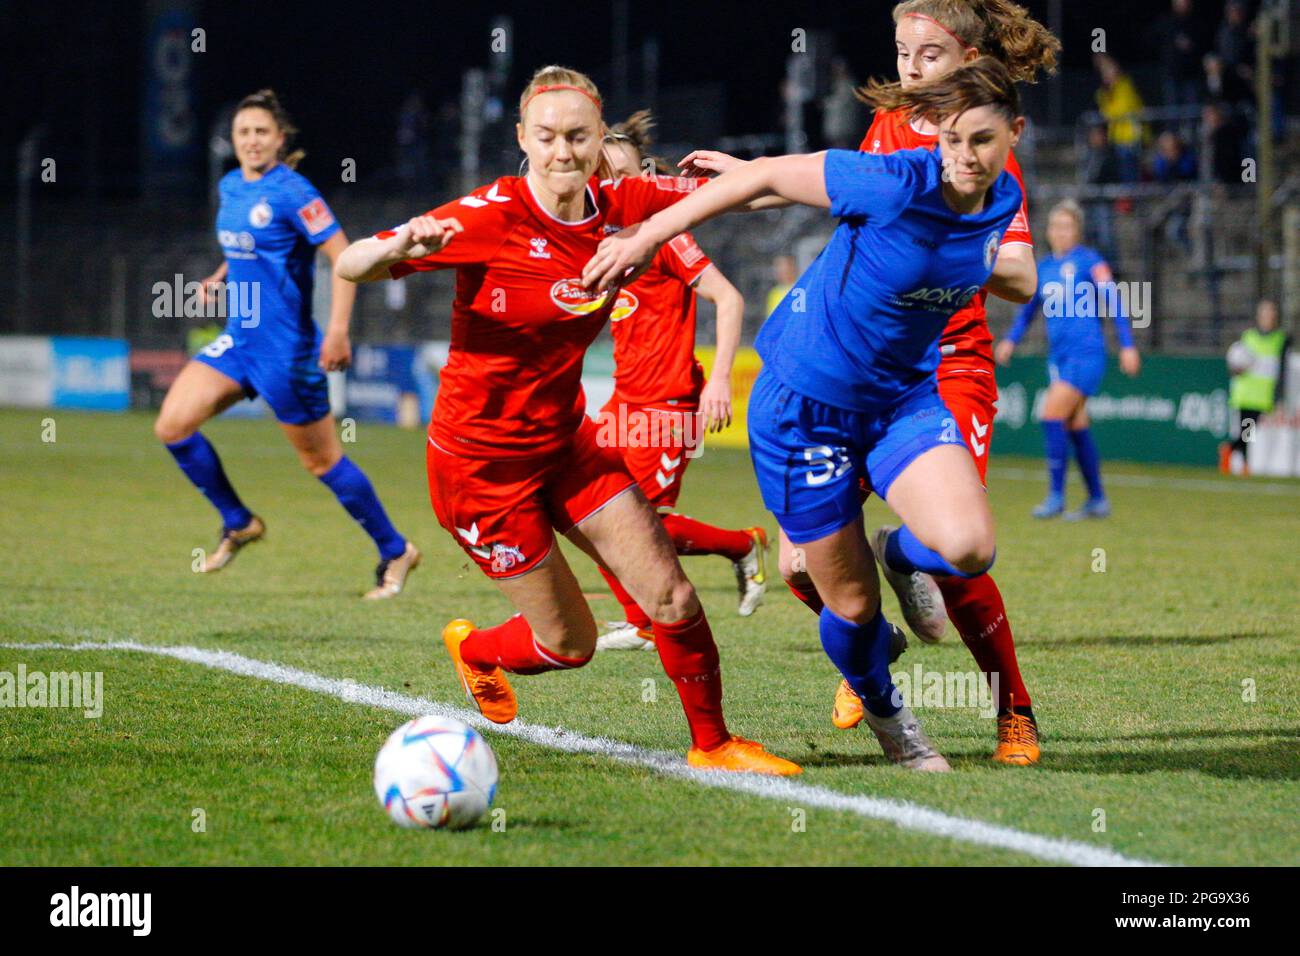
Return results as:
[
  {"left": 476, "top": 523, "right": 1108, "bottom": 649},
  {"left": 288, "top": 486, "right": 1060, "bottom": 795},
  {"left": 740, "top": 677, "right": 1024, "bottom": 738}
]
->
[
  {"left": 988, "top": 466, "right": 1300, "bottom": 497},
  {"left": 1, "top": 639, "right": 1165, "bottom": 868}
]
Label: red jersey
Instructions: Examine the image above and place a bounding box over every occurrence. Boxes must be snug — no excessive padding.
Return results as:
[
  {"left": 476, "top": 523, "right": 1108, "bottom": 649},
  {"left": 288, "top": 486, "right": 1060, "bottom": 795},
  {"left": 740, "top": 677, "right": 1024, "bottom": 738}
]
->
[
  {"left": 379, "top": 173, "right": 703, "bottom": 459},
  {"left": 611, "top": 231, "right": 712, "bottom": 407},
  {"left": 859, "top": 108, "right": 1033, "bottom": 376}
]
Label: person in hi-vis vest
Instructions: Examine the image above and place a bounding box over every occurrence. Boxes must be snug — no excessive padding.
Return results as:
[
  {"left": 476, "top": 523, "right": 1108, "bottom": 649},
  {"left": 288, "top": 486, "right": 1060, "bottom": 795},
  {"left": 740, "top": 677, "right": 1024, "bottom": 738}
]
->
[{"left": 1222, "top": 299, "right": 1289, "bottom": 475}]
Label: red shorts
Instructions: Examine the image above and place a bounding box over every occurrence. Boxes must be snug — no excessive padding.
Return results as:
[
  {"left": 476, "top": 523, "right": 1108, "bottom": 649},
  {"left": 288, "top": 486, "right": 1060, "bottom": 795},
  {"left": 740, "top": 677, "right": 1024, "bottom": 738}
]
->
[
  {"left": 855, "top": 370, "right": 998, "bottom": 503},
  {"left": 426, "top": 418, "right": 636, "bottom": 579},
  {"left": 937, "top": 370, "right": 998, "bottom": 484},
  {"left": 598, "top": 398, "right": 700, "bottom": 510}
]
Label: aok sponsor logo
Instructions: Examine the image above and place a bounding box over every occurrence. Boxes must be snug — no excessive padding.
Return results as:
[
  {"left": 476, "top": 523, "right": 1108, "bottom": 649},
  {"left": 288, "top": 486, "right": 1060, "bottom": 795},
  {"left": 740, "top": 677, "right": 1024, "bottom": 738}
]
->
[
  {"left": 896, "top": 284, "right": 982, "bottom": 312},
  {"left": 550, "top": 279, "right": 639, "bottom": 321}
]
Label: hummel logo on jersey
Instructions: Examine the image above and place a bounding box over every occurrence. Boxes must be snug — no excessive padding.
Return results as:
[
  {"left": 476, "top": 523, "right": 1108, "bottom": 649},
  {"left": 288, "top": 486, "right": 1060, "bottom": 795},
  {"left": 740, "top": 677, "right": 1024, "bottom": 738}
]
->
[
  {"left": 529, "top": 237, "right": 551, "bottom": 259},
  {"left": 459, "top": 184, "right": 511, "bottom": 208},
  {"left": 970, "top": 414, "right": 989, "bottom": 456}
]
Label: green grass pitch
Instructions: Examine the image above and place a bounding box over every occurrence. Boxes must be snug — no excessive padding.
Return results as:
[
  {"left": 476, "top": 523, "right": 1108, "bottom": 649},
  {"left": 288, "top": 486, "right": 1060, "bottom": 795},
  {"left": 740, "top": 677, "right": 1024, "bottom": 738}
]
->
[{"left": 0, "top": 408, "right": 1296, "bottom": 865}]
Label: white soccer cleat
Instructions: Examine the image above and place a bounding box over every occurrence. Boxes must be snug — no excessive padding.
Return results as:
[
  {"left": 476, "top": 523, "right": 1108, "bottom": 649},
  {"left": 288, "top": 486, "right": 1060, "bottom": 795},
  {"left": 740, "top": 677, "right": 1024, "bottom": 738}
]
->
[
  {"left": 733, "top": 527, "right": 769, "bottom": 617},
  {"left": 863, "top": 705, "right": 952, "bottom": 772},
  {"left": 870, "top": 525, "right": 946, "bottom": 643},
  {"left": 596, "top": 621, "right": 656, "bottom": 652}
]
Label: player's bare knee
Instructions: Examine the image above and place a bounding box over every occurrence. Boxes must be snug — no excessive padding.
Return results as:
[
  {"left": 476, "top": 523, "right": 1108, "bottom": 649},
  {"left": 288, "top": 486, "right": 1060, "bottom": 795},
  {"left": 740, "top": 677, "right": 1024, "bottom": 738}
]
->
[
  {"left": 824, "top": 590, "right": 880, "bottom": 624},
  {"left": 153, "top": 414, "right": 191, "bottom": 445},
  {"left": 648, "top": 576, "right": 699, "bottom": 623},
  {"left": 943, "top": 530, "right": 996, "bottom": 577}
]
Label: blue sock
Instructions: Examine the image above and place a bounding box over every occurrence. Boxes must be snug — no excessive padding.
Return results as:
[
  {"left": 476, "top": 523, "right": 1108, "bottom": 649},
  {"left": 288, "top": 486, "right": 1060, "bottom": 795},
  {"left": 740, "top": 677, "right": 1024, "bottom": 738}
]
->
[
  {"left": 883, "top": 525, "right": 991, "bottom": 579},
  {"left": 1069, "top": 428, "right": 1105, "bottom": 501},
  {"left": 319, "top": 456, "right": 406, "bottom": 560},
  {"left": 819, "top": 605, "right": 901, "bottom": 718},
  {"left": 165, "top": 433, "right": 253, "bottom": 531},
  {"left": 1042, "top": 419, "right": 1068, "bottom": 499}
]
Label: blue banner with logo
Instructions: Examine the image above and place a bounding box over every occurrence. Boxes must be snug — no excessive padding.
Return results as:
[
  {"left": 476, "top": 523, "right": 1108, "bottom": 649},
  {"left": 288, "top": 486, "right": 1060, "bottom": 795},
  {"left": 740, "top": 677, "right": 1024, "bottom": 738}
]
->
[
  {"left": 51, "top": 338, "right": 130, "bottom": 411},
  {"left": 346, "top": 345, "right": 419, "bottom": 424}
]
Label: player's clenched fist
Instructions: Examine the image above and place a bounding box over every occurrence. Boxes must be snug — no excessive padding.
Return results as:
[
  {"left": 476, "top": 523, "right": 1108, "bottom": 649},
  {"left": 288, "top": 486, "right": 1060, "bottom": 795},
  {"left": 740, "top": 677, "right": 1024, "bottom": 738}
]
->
[
  {"left": 582, "top": 222, "right": 662, "bottom": 292},
  {"left": 394, "top": 215, "right": 463, "bottom": 258}
]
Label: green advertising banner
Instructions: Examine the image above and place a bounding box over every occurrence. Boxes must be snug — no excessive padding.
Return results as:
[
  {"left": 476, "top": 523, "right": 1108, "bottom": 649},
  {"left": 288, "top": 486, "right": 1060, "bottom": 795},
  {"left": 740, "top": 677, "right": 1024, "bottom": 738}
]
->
[{"left": 992, "top": 355, "right": 1231, "bottom": 466}]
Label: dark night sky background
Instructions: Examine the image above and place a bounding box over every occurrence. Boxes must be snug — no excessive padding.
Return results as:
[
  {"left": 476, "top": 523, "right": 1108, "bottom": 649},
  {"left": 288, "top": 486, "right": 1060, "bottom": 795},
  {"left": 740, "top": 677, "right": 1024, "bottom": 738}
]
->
[{"left": 1, "top": 0, "right": 1231, "bottom": 199}]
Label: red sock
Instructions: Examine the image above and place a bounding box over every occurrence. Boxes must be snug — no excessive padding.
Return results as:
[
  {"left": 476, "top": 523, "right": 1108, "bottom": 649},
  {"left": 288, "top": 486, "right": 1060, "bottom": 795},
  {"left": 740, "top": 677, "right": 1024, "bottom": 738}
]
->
[
  {"left": 786, "top": 578, "right": 824, "bottom": 615},
  {"left": 660, "top": 513, "right": 753, "bottom": 562},
  {"left": 936, "top": 574, "right": 1031, "bottom": 711},
  {"left": 460, "top": 614, "right": 592, "bottom": 675},
  {"left": 598, "top": 567, "right": 652, "bottom": 630},
  {"left": 652, "top": 610, "right": 730, "bottom": 750}
]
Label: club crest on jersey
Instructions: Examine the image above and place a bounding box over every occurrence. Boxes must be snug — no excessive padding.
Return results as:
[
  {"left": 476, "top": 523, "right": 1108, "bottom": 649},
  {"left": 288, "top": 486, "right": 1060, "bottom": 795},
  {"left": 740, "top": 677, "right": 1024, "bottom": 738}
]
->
[
  {"left": 489, "top": 544, "right": 526, "bottom": 574},
  {"left": 248, "top": 200, "right": 273, "bottom": 229},
  {"left": 529, "top": 237, "right": 551, "bottom": 259},
  {"left": 984, "top": 230, "right": 1001, "bottom": 270},
  {"left": 550, "top": 279, "right": 639, "bottom": 321}
]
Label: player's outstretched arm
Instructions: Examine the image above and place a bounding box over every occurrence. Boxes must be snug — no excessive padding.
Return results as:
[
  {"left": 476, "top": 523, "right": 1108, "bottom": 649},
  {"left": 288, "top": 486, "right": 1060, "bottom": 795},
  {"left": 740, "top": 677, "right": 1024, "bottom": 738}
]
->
[
  {"left": 318, "top": 231, "right": 356, "bottom": 371},
  {"left": 583, "top": 154, "right": 828, "bottom": 291},
  {"left": 677, "top": 149, "right": 793, "bottom": 211},
  {"left": 335, "top": 215, "right": 463, "bottom": 283},
  {"left": 694, "top": 265, "right": 744, "bottom": 432},
  {"left": 986, "top": 243, "right": 1037, "bottom": 304}
]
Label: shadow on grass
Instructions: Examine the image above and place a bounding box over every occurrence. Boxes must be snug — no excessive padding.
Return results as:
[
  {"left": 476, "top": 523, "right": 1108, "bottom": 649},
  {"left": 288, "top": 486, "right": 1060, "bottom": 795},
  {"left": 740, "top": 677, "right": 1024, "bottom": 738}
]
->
[
  {"left": 1039, "top": 741, "right": 1300, "bottom": 780},
  {"left": 1027, "top": 630, "right": 1283, "bottom": 647}
]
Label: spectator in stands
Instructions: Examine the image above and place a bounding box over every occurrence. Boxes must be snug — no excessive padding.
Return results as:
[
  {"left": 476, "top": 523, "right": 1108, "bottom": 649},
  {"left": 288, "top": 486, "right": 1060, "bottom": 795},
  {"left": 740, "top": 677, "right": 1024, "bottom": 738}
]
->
[
  {"left": 1202, "top": 100, "right": 1247, "bottom": 183},
  {"left": 395, "top": 91, "right": 431, "bottom": 192},
  {"left": 1080, "top": 124, "right": 1119, "bottom": 257},
  {"left": 1152, "top": 130, "right": 1197, "bottom": 182},
  {"left": 1222, "top": 299, "right": 1290, "bottom": 475},
  {"left": 1203, "top": 52, "right": 1252, "bottom": 108},
  {"left": 765, "top": 255, "right": 797, "bottom": 318},
  {"left": 1214, "top": 0, "right": 1256, "bottom": 101},
  {"left": 1152, "top": 0, "right": 1211, "bottom": 109},
  {"left": 1093, "top": 53, "right": 1147, "bottom": 183},
  {"left": 822, "top": 58, "right": 862, "bottom": 151}
]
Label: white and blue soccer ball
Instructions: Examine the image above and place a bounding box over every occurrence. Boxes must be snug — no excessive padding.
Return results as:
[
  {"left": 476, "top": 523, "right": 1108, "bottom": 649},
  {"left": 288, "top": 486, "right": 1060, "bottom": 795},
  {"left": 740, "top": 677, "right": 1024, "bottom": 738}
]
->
[{"left": 373, "top": 715, "right": 498, "bottom": 830}]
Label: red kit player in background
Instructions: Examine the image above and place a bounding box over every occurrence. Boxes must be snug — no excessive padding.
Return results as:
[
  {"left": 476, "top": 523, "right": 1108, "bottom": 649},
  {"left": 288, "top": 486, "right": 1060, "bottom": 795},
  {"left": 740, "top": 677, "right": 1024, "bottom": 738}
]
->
[
  {"left": 336, "top": 66, "right": 800, "bottom": 776},
  {"left": 681, "top": 0, "right": 1060, "bottom": 764},
  {"left": 595, "top": 110, "right": 768, "bottom": 653}
]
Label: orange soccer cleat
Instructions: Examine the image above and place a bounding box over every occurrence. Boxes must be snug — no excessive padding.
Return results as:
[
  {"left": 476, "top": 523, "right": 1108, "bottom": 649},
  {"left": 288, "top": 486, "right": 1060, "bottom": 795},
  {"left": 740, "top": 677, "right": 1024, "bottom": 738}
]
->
[
  {"left": 993, "top": 696, "right": 1040, "bottom": 765},
  {"left": 832, "top": 679, "right": 865, "bottom": 730},
  {"left": 442, "top": 619, "right": 518, "bottom": 724},
  {"left": 687, "top": 736, "right": 802, "bottom": 776},
  {"left": 200, "top": 515, "right": 266, "bottom": 572}
]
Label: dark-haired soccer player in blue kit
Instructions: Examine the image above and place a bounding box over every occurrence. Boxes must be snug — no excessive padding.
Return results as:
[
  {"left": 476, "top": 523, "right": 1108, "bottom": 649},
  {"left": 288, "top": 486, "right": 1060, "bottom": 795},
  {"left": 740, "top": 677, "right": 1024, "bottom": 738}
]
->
[
  {"left": 584, "top": 59, "right": 1030, "bottom": 771},
  {"left": 154, "top": 90, "right": 419, "bottom": 599},
  {"left": 995, "top": 199, "right": 1140, "bottom": 520}
]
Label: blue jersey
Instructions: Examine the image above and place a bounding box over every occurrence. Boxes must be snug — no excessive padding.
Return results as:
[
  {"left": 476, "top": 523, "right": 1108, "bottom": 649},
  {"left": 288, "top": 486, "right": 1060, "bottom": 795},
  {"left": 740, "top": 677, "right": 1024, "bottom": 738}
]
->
[
  {"left": 758, "top": 148, "right": 1022, "bottom": 413},
  {"left": 1007, "top": 244, "right": 1134, "bottom": 358},
  {"left": 215, "top": 163, "right": 340, "bottom": 354}
]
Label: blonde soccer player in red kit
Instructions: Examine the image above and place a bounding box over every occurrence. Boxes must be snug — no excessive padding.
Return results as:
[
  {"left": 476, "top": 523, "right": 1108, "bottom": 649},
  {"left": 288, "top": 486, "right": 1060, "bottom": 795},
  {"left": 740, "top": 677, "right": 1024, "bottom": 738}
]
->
[
  {"left": 593, "top": 110, "right": 768, "bottom": 652},
  {"left": 336, "top": 66, "right": 800, "bottom": 776},
  {"left": 680, "top": 0, "right": 1060, "bottom": 764}
]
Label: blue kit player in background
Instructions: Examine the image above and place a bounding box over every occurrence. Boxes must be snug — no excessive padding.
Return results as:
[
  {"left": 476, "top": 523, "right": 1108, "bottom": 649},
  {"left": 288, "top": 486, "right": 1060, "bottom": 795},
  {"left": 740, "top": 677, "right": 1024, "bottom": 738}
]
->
[
  {"left": 153, "top": 89, "right": 420, "bottom": 599},
  {"left": 584, "top": 58, "right": 1029, "bottom": 771},
  {"left": 995, "top": 199, "right": 1140, "bottom": 520}
]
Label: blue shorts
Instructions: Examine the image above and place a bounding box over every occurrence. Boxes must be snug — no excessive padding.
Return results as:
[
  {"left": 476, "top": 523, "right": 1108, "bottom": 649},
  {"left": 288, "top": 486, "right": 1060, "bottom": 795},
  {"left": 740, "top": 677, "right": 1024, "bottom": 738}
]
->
[
  {"left": 1048, "top": 352, "right": 1105, "bottom": 397},
  {"left": 194, "top": 334, "right": 330, "bottom": 426},
  {"left": 747, "top": 369, "right": 964, "bottom": 544}
]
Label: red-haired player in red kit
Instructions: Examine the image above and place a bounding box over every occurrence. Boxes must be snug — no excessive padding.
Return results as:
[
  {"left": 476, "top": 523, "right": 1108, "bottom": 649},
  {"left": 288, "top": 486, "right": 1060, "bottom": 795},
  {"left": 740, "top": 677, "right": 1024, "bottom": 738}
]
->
[
  {"left": 593, "top": 111, "right": 768, "bottom": 653},
  {"left": 680, "top": 0, "right": 1060, "bottom": 764},
  {"left": 336, "top": 66, "right": 799, "bottom": 776}
]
